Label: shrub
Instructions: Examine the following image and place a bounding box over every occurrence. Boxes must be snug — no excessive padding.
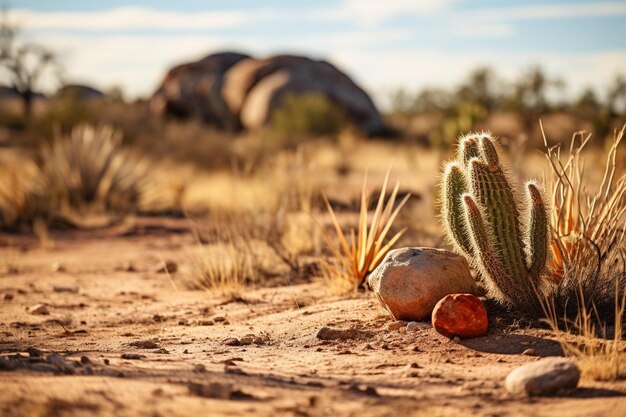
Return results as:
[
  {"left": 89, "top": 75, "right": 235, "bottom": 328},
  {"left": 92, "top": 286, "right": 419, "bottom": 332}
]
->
[{"left": 267, "top": 93, "right": 345, "bottom": 143}]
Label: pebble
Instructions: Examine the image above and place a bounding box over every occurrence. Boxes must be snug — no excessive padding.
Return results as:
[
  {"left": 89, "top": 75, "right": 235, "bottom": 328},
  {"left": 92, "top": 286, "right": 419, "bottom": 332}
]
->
[
  {"left": 431, "top": 294, "right": 488, "bottom": 338},
  {"left": 223, "top": 338, "right": 241, "bottom": 346},
  {"left": 522, "top": 348, "right": 535, "bottom": 356},
  {"left": 121, "top": 353, "right": 146, "bottom": 360},
  {"left": 316, "top": 326, "right": 362, "bottom": 341},
  {"left": 154, "top": 260, "right": 177, "bottom": 273},
  {"left": 505, "top": 357, "right": 580, "bottom": 396},
  {"left": 28, "top": 304, "right": 50, "bottom": 315},
  {"left": 385, "top": 321, "right": 404, "bottom": 331},
  {"left": 406, "top": 321, "right": 431, "bottom": 331}
]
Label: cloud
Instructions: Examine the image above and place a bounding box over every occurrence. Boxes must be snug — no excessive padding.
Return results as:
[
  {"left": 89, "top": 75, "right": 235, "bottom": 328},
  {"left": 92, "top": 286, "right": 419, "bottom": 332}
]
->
[
  {"left": 12, "top": 6, "right": 263, "bottom": 31},
  {"left": 316, "top": 0, "right": 457, "bottom": 27},
  {"left": 466, "top": 2, "right": 626, "bottom": 21}
]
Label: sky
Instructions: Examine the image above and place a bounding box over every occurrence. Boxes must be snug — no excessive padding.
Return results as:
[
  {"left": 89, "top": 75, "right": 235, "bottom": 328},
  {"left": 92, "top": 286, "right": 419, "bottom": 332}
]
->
[{"left": 7, "top": 0, "right": 626, "bottom": 108}]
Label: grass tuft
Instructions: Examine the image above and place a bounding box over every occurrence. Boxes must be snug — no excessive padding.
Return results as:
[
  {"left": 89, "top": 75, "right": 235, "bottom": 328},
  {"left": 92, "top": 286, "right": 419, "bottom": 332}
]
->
[{"left": 321, "top": 168, "right": 410, "bottom": 290}]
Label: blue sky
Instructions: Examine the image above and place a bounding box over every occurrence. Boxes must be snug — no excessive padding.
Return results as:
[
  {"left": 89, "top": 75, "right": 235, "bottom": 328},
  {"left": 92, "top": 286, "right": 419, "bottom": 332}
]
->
[{"left": 8, "top": 1, "right": 626, "bottom": 107}]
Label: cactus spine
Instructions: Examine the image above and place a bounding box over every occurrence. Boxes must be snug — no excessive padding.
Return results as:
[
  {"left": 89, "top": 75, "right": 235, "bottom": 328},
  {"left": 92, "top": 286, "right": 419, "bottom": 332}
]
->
[{"left": 441, "top": 132, "right": 549, "bottom": 306}]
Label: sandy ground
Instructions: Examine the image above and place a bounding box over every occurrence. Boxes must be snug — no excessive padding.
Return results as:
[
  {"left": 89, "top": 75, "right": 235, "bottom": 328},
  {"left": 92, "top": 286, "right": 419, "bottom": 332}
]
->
[{"left": 1, "top": 217, "right": 625, "bottom": 417}]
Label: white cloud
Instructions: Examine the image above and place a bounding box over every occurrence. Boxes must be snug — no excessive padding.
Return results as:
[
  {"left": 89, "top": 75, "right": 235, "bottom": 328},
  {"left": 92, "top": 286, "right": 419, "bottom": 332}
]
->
[
  {"left": 12, "top": 6, "right": 261, "bottom": 31},
  {"left": 316, "top": 0, "right": 456, "bottom": 27},
  {"left": 466, "top": 2, "right": 626, "bottom": 21},
  {"left": 30, "top": 33, "right": 262, "bottom": 97},
  {"left": 452, "top": 23, "right": 514, "bottom": 38}
]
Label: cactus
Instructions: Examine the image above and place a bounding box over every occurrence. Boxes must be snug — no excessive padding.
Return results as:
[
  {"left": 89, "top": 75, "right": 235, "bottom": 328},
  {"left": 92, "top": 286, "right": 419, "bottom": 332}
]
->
[{"left": 441, "top": 132, "right": 549, "bottom": 307}]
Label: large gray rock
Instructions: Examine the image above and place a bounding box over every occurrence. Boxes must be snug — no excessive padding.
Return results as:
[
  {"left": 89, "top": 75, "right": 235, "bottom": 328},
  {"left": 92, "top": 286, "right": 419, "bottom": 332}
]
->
[
  {"left": 367, "top": 247, "right": 478, "bottom": 321},
  {"left": 505, "top": 357, "right": 580, "bottom": 396},
  {"left": 223, "top": 54, "right": 385, "bottom": 135},
  {"left": 150, "top": 52, "right": 250, "bottom": 129}
]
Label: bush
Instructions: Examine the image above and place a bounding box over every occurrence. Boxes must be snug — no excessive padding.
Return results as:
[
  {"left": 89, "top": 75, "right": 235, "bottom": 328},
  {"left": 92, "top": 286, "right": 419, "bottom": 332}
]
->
[{"left": 267, "top": 93, "right": 345, "bottom": 143}]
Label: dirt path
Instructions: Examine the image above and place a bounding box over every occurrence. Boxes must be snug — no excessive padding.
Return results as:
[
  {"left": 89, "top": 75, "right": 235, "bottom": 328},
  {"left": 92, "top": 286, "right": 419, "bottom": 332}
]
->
[{"left": 1, "top": 218, "right": 625, "bottom": 417}]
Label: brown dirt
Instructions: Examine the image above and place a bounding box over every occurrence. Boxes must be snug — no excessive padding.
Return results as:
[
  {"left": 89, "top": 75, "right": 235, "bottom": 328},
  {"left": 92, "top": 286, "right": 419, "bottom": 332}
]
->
[{"left": 1, "top": 217, "right": 625, "bottom": 417}]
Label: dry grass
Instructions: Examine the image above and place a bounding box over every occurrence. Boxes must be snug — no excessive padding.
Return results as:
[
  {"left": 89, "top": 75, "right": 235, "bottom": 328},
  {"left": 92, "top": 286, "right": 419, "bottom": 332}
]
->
[
  {"left": 0, "top": 157, "right": 49, "bottom": 228},
  {"left": 41, "top": 124, "right": 151, "bottom": 212},
  {"left": 539, "top": 123, "right": 626, "bottom": 381},
  {"left": 541, "top": 123, "right": 626, "bottom": 313},
  {"left": 322, "top": 168, "right": 410, "bottom": 291},
  {"left": 541, "top": 283, "right": 626, "bottom": 381}
]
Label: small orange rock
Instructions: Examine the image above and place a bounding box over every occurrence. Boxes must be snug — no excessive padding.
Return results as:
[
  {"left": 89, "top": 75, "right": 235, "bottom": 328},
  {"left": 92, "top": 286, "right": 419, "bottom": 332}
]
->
[{"left": 431, "top": 294, "right": 488, "bottom": 338}]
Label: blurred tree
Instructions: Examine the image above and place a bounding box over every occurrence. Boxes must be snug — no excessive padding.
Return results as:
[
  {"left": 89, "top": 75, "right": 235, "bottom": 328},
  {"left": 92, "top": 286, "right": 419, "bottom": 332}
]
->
[
  {"left": 0, "top": 11, "right": 61, "bottom": 118},
  {"left": 606, "top": 74, "right": 626, "bottom": 117},
  {"left": 456, "top": 67, "right": 500, "bottom": 112},
  {"left": 508, "top": 66, "right": 564, "bottom": 132}
]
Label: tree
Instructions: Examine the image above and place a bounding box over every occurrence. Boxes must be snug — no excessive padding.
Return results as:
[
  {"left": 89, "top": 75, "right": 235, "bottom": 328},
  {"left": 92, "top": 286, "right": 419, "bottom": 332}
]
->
[
  {"left": 0, "top": 11, "right": 61, "bottom": 117},
  {"left": 508, "top": 66, "right": 564, "bottom": 132},
  {"left": 456, "top": 67, "right": 500, "bottom": 112}
]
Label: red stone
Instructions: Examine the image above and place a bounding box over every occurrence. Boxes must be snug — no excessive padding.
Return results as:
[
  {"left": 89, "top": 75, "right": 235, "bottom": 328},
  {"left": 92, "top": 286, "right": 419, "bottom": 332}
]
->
[{"left": 431, "top": 294, "right": 488, "bottom": 338}]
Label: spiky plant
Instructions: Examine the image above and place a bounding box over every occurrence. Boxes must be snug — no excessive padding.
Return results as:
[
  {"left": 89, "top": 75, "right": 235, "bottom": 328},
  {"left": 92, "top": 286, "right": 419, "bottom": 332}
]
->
[
  {"left": 441, "top": 132, "right": 550, "bottom": 309},
  {"left": 40, "top": 124, "right": 150, "bottom": 212},
  {"left": 322, "top": 169, "right": 410, "bottom": 290}
]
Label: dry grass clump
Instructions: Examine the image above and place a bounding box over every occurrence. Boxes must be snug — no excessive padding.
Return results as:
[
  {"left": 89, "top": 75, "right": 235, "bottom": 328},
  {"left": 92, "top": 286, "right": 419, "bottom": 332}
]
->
[
  {"left": 539, "top": 124, "right": 626, "bottom": 381},
  {"left": 322, "top": 169, "right": 410, "bottom": 291},
  {"left": 542, "top": 285, "right": 626, "bottom": 381},
  {"left": 0, "top": 158, "right": 49, "bottom": 228},
  {"left": 0, "top": 123, "right": 154, "bottom": 229},
  {"left": 41, "top": 124, "right": 151, "bottom": 212},
  {"left": 542, "top": 123, "right": 626, "bottom": 314}
]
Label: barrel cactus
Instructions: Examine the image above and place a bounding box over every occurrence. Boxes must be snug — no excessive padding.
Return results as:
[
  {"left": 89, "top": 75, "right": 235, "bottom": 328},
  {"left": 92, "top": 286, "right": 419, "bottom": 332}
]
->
[{"left": 441, "top": 132, "right": 550, "bottom": 308}]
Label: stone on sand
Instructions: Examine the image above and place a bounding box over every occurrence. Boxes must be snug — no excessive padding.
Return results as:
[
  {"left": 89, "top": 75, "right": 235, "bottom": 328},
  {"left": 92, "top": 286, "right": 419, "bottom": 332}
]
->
[
  {"left": 367, "top": 247, "right": 477, "bottom": 321},
  {"left": 505, "top": 357, "right": 580, "bottom": 396}
]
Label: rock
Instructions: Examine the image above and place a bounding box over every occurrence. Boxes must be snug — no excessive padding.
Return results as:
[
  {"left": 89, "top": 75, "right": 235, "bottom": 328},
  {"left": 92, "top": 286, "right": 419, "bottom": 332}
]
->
[
  {"left": 150, "top": 52, "right": 250, "bottom": 129},
  {"left": 406, "top": 321, "right": 431, "bottom": 331},
  {"left": 385, "top": 321, "right": 404, "bottom": 331},
  {"left": 239, "top": 336, "right": 254, "bottom": 346},
  {"left": 46, "top": 354, "right": 74, "bottom": 374},
  {"left": 121, "top": 353, "right": 146, "bottom": 360},
  {"left": 229, "top": 55, "right": 385, "bottom": 135},
  {"left": 51, "top": 262, "right": 65, "bottom": 272},
  {"left": 367, "top": 247, "right": 478, "bottom": 321},
  {"left": 431, "top": 294, "right": 488, "bottom": 338},
  {"left": 522, "top": 348, "right": 536, "bottom": 356},
  {"left": 188, "top": 382, "right": 233, "bottom": 399},
  {"left": 4, "top": 293, "right": 13, "bottom": 301},
  {"left": 129, "top": 340, "right": 160, "bottom": 349},
  {"left": 26, "top": 347, "right": 43, "bottom": 357},
  {"left": 223, "top": 338, "right": 241, "bottom": 346},
  {"left": 316, "top": 326, "right": 364, "bottom": 341},
  {"left": 55, "top": 84, "right": 105, "bottom": 100},
  {"left": 505, "top": 357, "right": 580, "bottom": 396},
  {"left": 154, "top": 260, "right": 177, "bottom": 274},
  {"left": 28, "top": 304, "right": 50, "bottom": 315},
  {"left": 53, "top": 286, "right": 78, "bottom": 293}
]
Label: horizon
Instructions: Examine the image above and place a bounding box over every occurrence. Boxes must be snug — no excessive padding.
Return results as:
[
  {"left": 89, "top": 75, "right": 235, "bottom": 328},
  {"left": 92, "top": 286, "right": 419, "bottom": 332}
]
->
[{"left": 6, "top": 1, "right": 626, "bottom": 108}]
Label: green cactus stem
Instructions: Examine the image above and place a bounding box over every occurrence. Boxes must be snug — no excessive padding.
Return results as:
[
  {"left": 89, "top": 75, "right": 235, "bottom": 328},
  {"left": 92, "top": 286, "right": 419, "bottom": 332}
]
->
[{"left": 440, "top": 132, "right": 550, "bottom": 306}]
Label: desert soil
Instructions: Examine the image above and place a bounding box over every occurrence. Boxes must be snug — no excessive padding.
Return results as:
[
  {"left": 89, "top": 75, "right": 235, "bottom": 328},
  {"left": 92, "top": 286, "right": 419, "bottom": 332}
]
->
[{"left": 1, "top": 217, "right": 625, "bottom": 417}]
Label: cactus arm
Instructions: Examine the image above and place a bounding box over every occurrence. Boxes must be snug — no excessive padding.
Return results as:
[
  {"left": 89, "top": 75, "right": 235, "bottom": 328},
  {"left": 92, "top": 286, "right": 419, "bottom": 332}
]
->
[
  {"left": 479, "top": 135, "right": 499, "bottom": 167},
  {"left": 462, "top": 194, "right": 510, "bottom": 300},
  {"left": 526, "top": 182, "right": 549, "bottom": 277},
  {"left": 469, "top": 158, "right": 529, "bottom": 286},
  {"left": 442, "top": 162, "right": 474, "bottom": 257},
  {"left": 460, "top": 136, "right": 481, "bottom": 167}
]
